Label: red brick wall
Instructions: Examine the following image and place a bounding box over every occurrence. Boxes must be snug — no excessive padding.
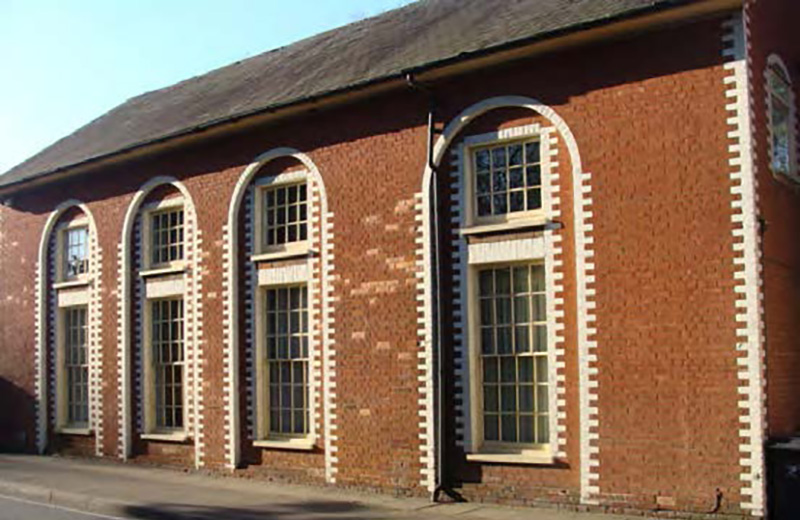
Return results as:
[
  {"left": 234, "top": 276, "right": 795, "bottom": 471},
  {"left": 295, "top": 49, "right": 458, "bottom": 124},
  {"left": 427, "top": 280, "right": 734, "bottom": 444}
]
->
[
  {"left": 747, "top": 0, "right": 800, "bottom": 440},
  {"left": 429, "top": 15, "right": 743, "bottom": 514},
  {"left": 0, "top": 11, "right": 753, "bottom": 517},
  {"left": 579, "top": 19, "right": 742, "bottom": 514}
]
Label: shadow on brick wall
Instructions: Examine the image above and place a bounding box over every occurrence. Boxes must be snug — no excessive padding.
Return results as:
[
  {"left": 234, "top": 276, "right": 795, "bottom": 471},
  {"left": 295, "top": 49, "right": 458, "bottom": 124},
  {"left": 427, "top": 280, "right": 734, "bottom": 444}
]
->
[{"left": 0, "top": 377, "right": 34, "bottom": 453}]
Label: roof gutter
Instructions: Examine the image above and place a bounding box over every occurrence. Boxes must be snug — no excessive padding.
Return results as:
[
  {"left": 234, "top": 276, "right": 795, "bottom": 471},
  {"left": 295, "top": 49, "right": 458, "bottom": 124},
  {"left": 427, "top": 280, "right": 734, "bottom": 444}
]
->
[{"left": 0, "top": 0, "right": 742, "bottom": 198}]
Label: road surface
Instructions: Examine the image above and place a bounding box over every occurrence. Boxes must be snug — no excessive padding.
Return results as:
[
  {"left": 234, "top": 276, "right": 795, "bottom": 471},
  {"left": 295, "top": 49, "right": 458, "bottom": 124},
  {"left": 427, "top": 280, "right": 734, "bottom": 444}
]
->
[{"left": 0, "top": 495, "right": 128, "bottom": 520}]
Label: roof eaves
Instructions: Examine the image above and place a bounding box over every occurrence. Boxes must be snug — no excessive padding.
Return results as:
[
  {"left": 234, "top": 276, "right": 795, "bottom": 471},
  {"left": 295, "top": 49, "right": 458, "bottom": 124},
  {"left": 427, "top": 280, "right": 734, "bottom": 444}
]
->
[{"left": 0, "top": 0, "right": 730, "bottom": 195}]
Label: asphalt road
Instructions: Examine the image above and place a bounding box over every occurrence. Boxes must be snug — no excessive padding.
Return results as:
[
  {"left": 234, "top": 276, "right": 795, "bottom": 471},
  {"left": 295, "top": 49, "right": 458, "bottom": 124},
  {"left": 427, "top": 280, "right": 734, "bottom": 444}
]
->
[{"left": 0, "top": 496, "right": 129, "bottom": 520}]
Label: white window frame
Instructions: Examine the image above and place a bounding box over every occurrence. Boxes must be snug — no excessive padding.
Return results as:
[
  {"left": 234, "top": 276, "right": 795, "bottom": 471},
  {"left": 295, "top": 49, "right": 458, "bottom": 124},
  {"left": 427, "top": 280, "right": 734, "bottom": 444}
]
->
[
  {"left": 253, "top": 265, "right": 316, "bottom": 450},
  {"left": 766, "top": 54, "right": 798, "bottom": 182},
  {"left": 463, "top": 130, "right": 550, "bottom": 231},
  {"left": 55, "top": 218, "right": 90, "bottom": 284},
  {"left": 465, "top": 259, "right": 553, "bottom": 464},
  {"left": 140, "top": 198, "right": 186, "bottom": 274},
  {"left": 252, "top": 170, "right": 311, "bottom": 261},
  {"left": 458, "top": 125, "right": 559, "bottom": 465},
  {"left": 141, "top": 296, "right": 188, "bottom": 441},
  {"left": 55, "top": 304, "right": 91, "bottom": 435}
]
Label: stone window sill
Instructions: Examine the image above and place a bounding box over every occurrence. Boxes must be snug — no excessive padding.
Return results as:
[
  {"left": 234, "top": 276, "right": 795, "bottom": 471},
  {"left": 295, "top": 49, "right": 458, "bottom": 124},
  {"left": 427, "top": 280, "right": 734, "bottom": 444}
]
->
[
  {"left": 460, "top": 217, "right": 554, "bottom": 237},
  {"left": 141, "top": 432, "right": 190, "bottom": 443},
  {"left": 253, "top": 438, "right": 316, "bottom": 451},
  {"left": 56, "top": 427, "right": 92, "bottom": 436},
  {"left": 53, "top": 279, "right": 91, "bottom": 290},
  {"left": 466, "top": 452, "right": 554, "bottom": 466},
  {"left": 139, "top": 264, "right": 186, "bottom": 278}
]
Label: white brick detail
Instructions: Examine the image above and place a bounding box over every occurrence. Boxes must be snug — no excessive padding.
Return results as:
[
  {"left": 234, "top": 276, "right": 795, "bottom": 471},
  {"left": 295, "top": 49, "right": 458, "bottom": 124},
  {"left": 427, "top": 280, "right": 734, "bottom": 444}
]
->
[
  {"left": 35, "top": 201, "right": 103, "bottom": 456},
  {"left": 117, "top": 178, "right": 203, "bottom": 467},
  {"left": 449, "top": 125, "right": 567, "bottom": 462},
  {"left": 223, "top": 148, "right": 336, "bottom": 481},
  {"left": 414, "top": 192, "right": 435, "bottom": 492},
  {"left": 722, "top": 11, "right": 767, "bottom": 518},
  {"left": 419, "top": 97, "right": 590, "bottom": 500},
  {"left": 88, "top": 227, "right": 104, "bottom": 457}
]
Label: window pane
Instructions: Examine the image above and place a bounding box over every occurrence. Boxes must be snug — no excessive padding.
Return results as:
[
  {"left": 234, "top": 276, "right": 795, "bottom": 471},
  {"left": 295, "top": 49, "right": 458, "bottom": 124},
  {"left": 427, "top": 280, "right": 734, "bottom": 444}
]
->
[
  {"left": 495, "top": 269, "right": 510, "bottom": 295},
  {"left": 500, "top": 357, "right": 516, "bottom": 383},
  {"left": 477, "top": 196, "right": 492, "bottom": 217},
  {"left": 527, "top": 188, "right": 542, "bottom": 210},
  {"left": 478, "top": 264, "right": 549, "bottom": 446},
  {"left": 474, "top": 140, "right": 542, "bottom": 219},
  {"left": 508, "top": 144, "right": 523, "bottom": 166},
  {"left": 525, "top": 142, "right": 540, "bottom": 163},
  {"left": 537, "top": 415, "right": 550, "bottom": 444},
  {"left": 510, "top": 191, "right": 524, "bottom": 212},
  {"left": 479, "top": 270, "right": 494, "bottom": 296},
  {"left": 514, "top": 297, "right": 529, "bottom": 324},
  {"left": 518, "top": 357, "right": 533, "bottom": 383},
  {"left": 501, "top": 386, "right": 516, "bottom": 412},
  {"left": 483, "top": 357, "right": 498, "bottom": 383},
  {"left": 531, "top": 295, "right": 546, "bottom": 323},
  {"left": 519, "top": 385, "right": 534, "bottom": 412},
  {"left": 483, "top": 386, "right": 498, "bottom": 412},
  {"left": 491, "top": 147, "right": 506, "bottom": 169},
  {"left": 262, "top": 183, "right": 309, "bottom": 249},
  {"left": 480, "top": 300, "right": 493, "bottom": 326},
  {"left": 513, "top": 266, "right": 529, "bottom": 293},
  {"left": 532, "top": 265, "right": 545, "bottom": 292},
  {"left": 496, "top": 327, "right": 512, "bottom": 354},
  {"left": 493, "top": 194, "right": 507, "bottom": 215},
  {"left": 484, "top": 415, "right": 499, "bottom": 441},
  {"left": 477, "top": 173, "right": 491, "bottom": 195},
  {"left": 536, "top": 385, "right": 549, "bottom": 413},
  {"left": 772, "top": 98, "right": 791, "bottom": 174},
  {"left": 496, "top": 298, "right": 511, "bottom": 325},
  {"left": 515, "top": 325, "right": 530, "bottom": 353},
  {"left": 526, "top": 165, "right": 541, "bottom": 186},
  {"left": 64, "top": 227, "right": 89, "bottom": 279},
  {"left": 533, "top": 325, "right": 547, "bottom": 353},
  {"left": 492, "top": 171, "right": 507, "bottom": 192},
  {"left": 475, "top": 149, "right": 490, "bottom": 172},
  {"left": 481, "top": 327, "right": 494, "bottom": 355},
  {"left": 150, "top": 208, "right": 184, "bottom": 266},
  {"left": 152, "top": 299, "right": 184, "bottom": 430},
  {"left": 509, "top": 168, "right": 524, "bottom": 189},
  {"left": 64, "top": 306, "right": 88, "bottom": 427},
  {"left": 501, "top": 415, "right": 517, "bottom": 442},
  {"left": 535, "top": 356, "right": 548, "bottom": 384},
  {"left": 520, "top": 416, "right": 535, "bottom": 443},
  {"left": 264, "top": 285, "right": 309, "bottom": 437}
]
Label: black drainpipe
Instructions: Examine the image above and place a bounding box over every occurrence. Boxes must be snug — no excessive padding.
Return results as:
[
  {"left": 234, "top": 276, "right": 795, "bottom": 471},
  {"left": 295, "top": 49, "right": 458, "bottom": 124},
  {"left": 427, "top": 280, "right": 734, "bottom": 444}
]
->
[{"left": 405, "top": 73, "right": 461, "bottom": 504}]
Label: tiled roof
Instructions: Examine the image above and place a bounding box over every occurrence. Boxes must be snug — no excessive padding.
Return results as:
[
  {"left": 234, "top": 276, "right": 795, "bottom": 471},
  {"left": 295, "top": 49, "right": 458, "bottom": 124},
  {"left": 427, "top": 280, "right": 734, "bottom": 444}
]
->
[{"left": 1, "top": 0, "right": 686, "bottom": 188}]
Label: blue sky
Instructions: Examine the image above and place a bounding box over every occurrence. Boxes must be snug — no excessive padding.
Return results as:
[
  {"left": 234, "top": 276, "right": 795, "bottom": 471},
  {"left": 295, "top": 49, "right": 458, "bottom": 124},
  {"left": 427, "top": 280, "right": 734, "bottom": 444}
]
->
[{"left": 0, "top": 0, "right": 416, "bottom": 174}]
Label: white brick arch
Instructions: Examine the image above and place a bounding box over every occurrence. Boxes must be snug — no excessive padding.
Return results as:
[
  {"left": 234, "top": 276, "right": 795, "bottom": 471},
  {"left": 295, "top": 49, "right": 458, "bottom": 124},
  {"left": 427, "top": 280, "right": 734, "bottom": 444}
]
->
[
  {"left": 417, "top": 96, "right": 599, "bottom": 502},
  {"left": 35, "top": 200, "right": 103, "bottom": 455},
  {"left": 222, "top": 148, "right": 337, "bottom": 482},
  {"left": 117, "top": 177, "right": 203, "bottom": 465}
]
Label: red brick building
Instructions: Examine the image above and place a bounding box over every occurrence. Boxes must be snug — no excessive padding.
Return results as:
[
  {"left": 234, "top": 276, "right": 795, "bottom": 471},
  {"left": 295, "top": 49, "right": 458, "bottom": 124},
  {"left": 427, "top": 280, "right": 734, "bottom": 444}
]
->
[{"left": 0, "top": 0, "right": 797, "bottom": 517}]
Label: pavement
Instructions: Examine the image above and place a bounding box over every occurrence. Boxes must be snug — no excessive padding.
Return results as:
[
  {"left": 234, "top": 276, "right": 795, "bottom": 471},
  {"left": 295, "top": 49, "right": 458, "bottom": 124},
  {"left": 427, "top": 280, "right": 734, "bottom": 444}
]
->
[{"left": 0, "top": 454, "right": 635, "bottom": 520}]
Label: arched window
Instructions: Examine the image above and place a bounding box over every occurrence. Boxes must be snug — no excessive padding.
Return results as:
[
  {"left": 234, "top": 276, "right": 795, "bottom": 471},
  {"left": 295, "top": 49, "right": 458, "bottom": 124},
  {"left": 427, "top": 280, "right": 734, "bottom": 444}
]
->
[
  {"left": 134, "top": 186, "right": 194, "bottom": 440},
  {"left": 767, "top": 55, "right": 797, "bottom": 179},
  {"left": 117, "top": 178, "right": 202, "bottom": 466},
  {"left": 53, "top": 209, "right": 93, "bottom": 433},
  {"left": 248, "top": 163, "right": 318, "bottom": 446},
  {"left": 35, "top": 201, "right": 103, "bottom": 457},
  {"left": 224, "top": 149, "right": 334, "bottom": 469}
]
